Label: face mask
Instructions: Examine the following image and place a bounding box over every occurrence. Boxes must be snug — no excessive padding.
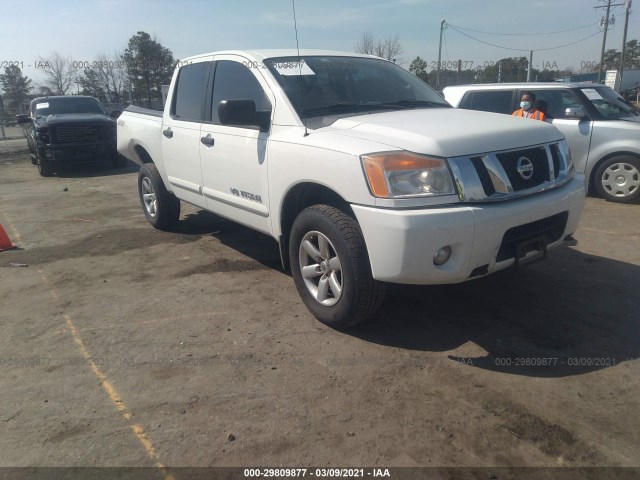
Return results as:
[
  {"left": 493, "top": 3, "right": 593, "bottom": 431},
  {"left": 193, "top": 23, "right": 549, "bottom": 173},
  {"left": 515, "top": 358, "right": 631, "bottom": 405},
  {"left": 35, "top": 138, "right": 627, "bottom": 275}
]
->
[{"left": 520, "top": 101, "right": 532, "bottom": 110}]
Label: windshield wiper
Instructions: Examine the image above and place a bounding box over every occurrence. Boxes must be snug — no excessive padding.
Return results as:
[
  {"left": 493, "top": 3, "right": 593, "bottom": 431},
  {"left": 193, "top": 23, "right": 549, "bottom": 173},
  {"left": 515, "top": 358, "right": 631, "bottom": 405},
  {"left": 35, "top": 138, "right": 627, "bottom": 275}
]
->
[
  {"left": 300, "top": 99, "right": 450, "bottom": 118},
  {"left": 374, "top": 100, "right": 450, "bottom": 109},
  {"left": 301, "top": 102, "right": 374, "bottom": 116},
  {"left": 301, "top": 100, "right": 437, "bottom": 116}
]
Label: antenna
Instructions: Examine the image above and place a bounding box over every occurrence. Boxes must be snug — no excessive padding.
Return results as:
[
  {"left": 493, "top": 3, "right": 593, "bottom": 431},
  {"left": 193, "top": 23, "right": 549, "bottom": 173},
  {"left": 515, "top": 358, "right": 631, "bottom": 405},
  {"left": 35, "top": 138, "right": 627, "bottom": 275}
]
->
[{"left": 291, "top": 0, "right": 309, "bottom": 137}]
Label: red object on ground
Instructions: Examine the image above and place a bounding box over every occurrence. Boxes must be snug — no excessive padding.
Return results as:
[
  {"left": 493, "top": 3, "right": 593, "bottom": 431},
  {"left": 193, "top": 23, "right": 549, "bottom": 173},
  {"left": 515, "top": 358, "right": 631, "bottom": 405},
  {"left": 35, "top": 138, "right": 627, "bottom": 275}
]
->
[{"left": 0, "top": 224, "right": 17, "bottom": 252}]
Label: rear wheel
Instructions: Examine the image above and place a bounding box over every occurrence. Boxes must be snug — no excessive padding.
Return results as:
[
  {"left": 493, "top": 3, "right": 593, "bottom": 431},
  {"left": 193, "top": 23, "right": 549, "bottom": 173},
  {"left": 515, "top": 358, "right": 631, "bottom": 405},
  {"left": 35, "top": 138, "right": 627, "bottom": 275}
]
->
[
  {"left": 138, "top": 163, "right": 180, "bottom": 230},
  {"left": 594, "top": 155, "right": 640, "bottom": 203},
  {"left": 289, "top": 204, "right": 385, "bottom": 329}
]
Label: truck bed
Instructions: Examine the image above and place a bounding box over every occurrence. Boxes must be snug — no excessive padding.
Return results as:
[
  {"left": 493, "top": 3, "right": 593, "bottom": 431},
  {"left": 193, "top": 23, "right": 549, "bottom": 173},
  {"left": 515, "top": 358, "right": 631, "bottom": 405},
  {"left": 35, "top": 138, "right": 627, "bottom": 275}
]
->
[{"left": 116, "top": 107, "right": 164, "bottom": 167}]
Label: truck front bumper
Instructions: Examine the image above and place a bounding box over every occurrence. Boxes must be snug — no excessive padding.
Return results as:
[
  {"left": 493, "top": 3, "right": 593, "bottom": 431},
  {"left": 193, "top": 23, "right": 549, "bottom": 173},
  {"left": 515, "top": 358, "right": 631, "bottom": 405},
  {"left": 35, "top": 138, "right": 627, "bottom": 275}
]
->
[
  {"left": 352, "top": 174, "right": 585, "bottom": 285},
  {"left": 37, "top": 142, "right": 116, "bottom": 164}
]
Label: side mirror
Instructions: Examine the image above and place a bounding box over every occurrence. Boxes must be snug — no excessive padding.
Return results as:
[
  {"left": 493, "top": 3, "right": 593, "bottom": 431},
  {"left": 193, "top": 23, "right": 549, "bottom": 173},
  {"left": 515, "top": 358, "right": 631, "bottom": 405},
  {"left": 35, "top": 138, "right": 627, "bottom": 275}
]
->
[
  {"left": 109, "top": 110, "right": 122, "bottom": 119},
  {"left": 16, "top": 114, "right": 30, "bottom": 124},
  {"left": 218, "top": 99, "right": 270, "bottom": 131},
  {"left": 564, "top": 106, "right": 587, "bottom": 119}
]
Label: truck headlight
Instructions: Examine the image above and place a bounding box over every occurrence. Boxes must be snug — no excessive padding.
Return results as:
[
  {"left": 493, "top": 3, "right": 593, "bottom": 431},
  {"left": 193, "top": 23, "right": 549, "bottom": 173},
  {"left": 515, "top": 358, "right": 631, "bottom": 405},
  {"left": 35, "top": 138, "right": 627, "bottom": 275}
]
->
[
  {"left": 36, "top": 128, "right": 50, "bottom": 144},
  {"left": 361, "top": 151, "right": 455, "bottom": 198}
]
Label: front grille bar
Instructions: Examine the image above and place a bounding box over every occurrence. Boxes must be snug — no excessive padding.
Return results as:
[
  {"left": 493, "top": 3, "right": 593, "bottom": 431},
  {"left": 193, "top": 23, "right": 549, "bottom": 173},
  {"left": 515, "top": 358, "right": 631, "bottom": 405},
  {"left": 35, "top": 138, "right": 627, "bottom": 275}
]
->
[
  {"left": 448, "top": 141, "right": 573, "bottom": 203},
  {"left": 481, "top": 154, "right": 513, "bottom": 194}
]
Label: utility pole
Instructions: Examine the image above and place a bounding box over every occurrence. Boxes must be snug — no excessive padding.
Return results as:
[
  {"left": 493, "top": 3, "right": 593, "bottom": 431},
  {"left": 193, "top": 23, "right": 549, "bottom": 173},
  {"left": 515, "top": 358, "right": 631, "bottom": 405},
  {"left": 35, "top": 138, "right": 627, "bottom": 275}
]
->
[
  {"left": 527, "top": 50, "right": 533, "bottom": 82},
  {"left": 619, "top": 0, "right": 632, "bottom": 90},
  {"left": 0, "top": 94, "right": 5, "bottom": 140},
  {"left": 436, "top": 20, "right": 446, "bottom": 91},
  {"left": 595, "top": 0, "right": 623, "bottom": 83}
]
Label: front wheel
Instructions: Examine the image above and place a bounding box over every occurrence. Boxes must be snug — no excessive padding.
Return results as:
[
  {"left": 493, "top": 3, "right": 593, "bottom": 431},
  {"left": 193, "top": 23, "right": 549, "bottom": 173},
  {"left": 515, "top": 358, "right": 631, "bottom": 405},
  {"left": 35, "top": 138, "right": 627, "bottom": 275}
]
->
[
  {"left": 289, "top": 204, "right": 385, "bottom": 329},
  {"left": 36, "top": 152, "right": 54, "bottom": 177},
  {"left": 138, "top": 163, "right": 181, "bottom": 230},
  {"left": 594, "top": 156, "right": 640, "bottom": 203}
]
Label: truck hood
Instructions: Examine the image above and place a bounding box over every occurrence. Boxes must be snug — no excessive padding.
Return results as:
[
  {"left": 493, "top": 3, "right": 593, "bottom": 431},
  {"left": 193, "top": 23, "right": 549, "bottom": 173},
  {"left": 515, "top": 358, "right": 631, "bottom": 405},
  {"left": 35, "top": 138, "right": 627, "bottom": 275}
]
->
[
  {"left": 316, "top": 108, "right": 565, "bottom": 157},
  {"left": 36, "top": 114, "right": 114, "bottom": 127}
]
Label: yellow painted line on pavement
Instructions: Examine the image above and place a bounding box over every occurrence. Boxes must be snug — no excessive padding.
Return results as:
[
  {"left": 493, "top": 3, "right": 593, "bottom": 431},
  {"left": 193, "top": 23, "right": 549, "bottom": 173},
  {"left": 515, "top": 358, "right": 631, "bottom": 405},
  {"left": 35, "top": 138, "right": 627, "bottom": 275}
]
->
[
  {"left": 0, "top": 207, "right": 174, "bottom": 480},
  {"left": 36, "top": 268, "right": 176, "bottom": 479},
  {"left": 1, "top": 207, "right": 175, "bottom": 478},
  {"left": 35, "top": 267, "right": 175, "bottom": 480}
]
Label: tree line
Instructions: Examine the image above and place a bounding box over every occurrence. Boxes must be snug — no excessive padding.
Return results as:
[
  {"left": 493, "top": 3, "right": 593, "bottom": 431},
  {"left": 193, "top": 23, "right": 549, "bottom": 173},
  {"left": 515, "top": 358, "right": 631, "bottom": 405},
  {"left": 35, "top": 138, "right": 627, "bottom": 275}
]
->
[
  {"left": 0, "top": 31, "right": 174, "bottom": 116},
  {"left": 2, "top": 31, "right": 639, "bottom": 119}
]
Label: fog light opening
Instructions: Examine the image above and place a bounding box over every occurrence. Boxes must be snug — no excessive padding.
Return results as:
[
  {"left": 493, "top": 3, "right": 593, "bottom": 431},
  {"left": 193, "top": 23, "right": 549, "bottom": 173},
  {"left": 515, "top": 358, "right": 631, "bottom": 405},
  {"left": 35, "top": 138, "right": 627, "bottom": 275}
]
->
[{"left": 433, "top": 246, "right": 452, "bottom": 266}]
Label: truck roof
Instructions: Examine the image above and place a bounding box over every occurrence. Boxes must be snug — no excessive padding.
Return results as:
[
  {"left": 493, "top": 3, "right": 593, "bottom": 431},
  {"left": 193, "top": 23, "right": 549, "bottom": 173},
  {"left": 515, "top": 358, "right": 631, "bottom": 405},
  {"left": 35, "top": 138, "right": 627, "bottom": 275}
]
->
[
  {"left": 181, "top": 49, "right": 381, "bottom": 63},
  {"left": 31, "top": 95, "right": 99, "bottom": 102}
]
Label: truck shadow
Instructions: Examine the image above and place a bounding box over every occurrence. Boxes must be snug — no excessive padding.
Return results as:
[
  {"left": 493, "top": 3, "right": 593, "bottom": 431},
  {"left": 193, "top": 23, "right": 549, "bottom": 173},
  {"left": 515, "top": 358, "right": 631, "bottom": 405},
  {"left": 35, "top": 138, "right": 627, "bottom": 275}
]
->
[
  {"left": 178, "top": 210, "right": 283, "bottom": 271},
  {"left": 166, "top": 210, "right": 640, "bottom": 378},
  {"left": 349, "top": 247, "right": 640, "bottom": 378}
]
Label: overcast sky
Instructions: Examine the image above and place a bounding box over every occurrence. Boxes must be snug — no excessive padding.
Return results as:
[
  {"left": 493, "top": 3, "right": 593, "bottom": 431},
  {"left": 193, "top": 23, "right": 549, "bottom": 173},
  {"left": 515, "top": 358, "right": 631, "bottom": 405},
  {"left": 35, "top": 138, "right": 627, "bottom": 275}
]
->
[{"left": 2, "top": 0, "right": 638, "bottom": 84}]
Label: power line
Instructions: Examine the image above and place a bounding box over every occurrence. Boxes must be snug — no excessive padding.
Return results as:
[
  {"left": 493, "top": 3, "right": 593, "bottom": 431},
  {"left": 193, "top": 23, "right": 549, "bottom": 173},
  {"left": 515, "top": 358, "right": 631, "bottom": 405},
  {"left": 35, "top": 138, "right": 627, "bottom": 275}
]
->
[
  {"left": 446, "top": 25, "right": 531, "bottom": 51},
  {"left": 535, "top": 30, "right": 603, "bottom": 51},
  {"left": 446, "top": 22, "right": 599, "bottom": 36},
  {"left": 447, "top": 24, "right": 602, "bottom": 53}
]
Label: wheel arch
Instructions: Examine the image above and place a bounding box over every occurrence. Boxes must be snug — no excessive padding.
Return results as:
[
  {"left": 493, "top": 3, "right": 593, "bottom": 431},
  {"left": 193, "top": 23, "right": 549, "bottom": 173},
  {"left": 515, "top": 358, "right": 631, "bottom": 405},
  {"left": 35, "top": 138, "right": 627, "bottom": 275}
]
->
[
  {"left": 134, "top": 144, "right": 154, "bottom": 164},
  {"left": 278, "top": 182, "right": 355, "bottom": 271}
]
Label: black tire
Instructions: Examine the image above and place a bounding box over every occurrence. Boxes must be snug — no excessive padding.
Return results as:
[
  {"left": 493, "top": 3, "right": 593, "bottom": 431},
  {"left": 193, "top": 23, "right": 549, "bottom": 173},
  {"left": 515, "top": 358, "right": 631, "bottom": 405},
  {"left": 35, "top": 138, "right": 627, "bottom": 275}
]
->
[
  {"left": 138, "top": 163, "right": 181, "bottom": 230},
  {"left": 289, "top": 204, "right": 385, "bottom": 329},
  {"left": 593, "top": 155, "right": 640, "bottom": 203},
  {"left": 30, "top": 154, "right": 37, "bottom": 166},
  {"left": 112, "top": 154, "right": 128, "bottom": 168},
  {"left": 36, "top": 151, "right": 54, "bottom": 177}
]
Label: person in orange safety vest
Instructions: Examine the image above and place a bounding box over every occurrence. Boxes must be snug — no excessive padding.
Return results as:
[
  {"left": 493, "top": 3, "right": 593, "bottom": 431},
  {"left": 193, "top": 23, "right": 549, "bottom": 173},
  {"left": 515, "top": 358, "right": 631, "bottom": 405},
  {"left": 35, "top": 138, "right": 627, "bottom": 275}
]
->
[{"left": 512, "top": 91, "right": 546, "bottom": 121}]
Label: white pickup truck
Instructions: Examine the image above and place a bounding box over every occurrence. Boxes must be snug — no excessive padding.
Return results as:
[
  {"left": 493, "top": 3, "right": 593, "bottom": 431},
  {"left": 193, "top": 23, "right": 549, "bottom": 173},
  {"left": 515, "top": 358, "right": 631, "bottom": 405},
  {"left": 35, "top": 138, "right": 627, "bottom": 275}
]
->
[{"left": 117, "top": 49, "right": 585, "bottom": 329}]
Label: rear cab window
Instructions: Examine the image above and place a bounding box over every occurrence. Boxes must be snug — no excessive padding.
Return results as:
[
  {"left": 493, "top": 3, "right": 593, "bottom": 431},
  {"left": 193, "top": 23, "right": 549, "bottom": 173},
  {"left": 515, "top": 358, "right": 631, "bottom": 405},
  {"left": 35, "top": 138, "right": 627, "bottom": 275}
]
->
[{"left": 171, "top": 61, "right": 211, "bottom": 122}]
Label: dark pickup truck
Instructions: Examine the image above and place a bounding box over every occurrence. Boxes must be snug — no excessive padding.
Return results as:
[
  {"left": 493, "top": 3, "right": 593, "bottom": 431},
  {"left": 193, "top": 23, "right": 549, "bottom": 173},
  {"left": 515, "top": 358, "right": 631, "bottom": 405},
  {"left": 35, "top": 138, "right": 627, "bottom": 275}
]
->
[{"left": 17, "top": 96, "right": 125, "bottom": 176}]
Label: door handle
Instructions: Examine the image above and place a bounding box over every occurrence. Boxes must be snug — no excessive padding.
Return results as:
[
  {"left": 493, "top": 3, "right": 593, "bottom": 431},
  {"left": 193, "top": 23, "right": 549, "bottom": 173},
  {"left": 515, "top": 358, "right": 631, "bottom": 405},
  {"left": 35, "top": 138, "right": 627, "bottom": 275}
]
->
[
  {"left": 200, "top": 134, "right": 215, "bottom": 147},
  {"left": 162, "top": 127, "right": 173, "bottom": 139}
]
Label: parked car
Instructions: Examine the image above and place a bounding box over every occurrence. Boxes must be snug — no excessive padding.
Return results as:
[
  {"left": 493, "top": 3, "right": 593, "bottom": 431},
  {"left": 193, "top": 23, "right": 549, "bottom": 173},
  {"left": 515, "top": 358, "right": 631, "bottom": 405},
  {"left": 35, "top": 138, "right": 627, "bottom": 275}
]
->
[
  {"left": 17, "top": 95, "right": 125, "bottom": 176},
  {"left": 443, "top": 83, "right": 640, "bottom": 203},
  {"left": 117, "top": 49, "right": 585, "bottom": 328}
]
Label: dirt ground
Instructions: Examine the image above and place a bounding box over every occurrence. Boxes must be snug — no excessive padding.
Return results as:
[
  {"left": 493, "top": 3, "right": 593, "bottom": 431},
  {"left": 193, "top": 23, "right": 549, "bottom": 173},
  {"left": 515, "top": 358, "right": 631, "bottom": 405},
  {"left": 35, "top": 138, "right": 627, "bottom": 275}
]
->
[{"left": 0, "top": 147, "right": 638, "bottom": 478}]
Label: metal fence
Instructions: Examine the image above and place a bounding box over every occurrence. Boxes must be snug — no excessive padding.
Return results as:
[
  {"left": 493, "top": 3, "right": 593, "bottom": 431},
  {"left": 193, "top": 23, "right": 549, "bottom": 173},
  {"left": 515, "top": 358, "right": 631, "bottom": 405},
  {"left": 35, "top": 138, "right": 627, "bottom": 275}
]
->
[{"left": 0, "top": 108, "right": 27, "bottom": 141}]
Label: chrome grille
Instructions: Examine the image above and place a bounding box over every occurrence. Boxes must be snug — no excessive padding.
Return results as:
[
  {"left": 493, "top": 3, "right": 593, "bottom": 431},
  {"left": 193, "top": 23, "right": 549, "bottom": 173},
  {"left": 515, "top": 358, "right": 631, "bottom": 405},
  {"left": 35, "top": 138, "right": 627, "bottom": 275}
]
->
[
  {"left": 448, "top": 141, "right": 573, "bottom": 203},
  {"left": 495, "top": 146, "right": 550, "bottom": 191},
  {"left": 549, "top": 144, "right": 561, "bottom": 179}
]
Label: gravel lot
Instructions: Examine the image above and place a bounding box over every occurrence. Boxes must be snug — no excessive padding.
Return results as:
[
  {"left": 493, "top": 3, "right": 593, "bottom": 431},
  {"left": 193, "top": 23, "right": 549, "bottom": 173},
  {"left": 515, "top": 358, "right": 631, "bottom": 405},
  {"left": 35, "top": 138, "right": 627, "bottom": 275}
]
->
[{"left": 0, "top": 147, "right": 639, "bottom": 478}]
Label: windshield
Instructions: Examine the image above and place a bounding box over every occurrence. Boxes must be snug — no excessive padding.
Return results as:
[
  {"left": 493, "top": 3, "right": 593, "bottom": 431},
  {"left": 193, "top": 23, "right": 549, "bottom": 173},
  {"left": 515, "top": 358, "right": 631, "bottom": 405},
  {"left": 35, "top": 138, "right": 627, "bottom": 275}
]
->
[
  {"left": 33, "top": 97, "right": 106, "bottom": 118},
  {"left": 264, "top": 56, "right": 450, "bottom": 121},
  {"left": 580, "top": 87, "right": 639, "bottom": 119}
]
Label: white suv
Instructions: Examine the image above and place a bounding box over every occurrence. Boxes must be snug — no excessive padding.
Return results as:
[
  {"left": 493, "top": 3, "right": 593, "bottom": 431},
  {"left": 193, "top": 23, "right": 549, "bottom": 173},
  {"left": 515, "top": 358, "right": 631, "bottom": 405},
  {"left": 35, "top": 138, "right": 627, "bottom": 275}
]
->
[{"left": 444, "top": 83, "right": 640, "bottom": 203}]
